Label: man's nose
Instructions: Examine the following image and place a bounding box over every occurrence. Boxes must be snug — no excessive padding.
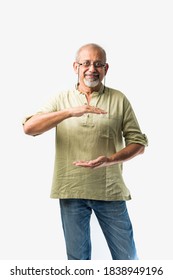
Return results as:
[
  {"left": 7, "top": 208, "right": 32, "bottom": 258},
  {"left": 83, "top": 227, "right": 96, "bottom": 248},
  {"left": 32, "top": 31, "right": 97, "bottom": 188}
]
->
[{"left": 88, "top": 63, "right": 97, "bottom": 70}]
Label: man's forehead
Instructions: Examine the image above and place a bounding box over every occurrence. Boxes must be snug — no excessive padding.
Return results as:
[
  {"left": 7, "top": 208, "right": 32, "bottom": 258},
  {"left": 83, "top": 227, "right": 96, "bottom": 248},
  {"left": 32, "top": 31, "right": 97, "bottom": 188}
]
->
[{"left": 79, "top": 47, "right": 104, "bottom": 59}]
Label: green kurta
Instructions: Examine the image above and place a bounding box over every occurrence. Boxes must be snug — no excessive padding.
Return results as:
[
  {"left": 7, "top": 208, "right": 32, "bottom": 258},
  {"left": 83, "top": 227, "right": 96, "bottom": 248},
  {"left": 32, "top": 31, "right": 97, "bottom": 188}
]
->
[{"left": 33, "top": 85, "right": 148, "bottom": 200}]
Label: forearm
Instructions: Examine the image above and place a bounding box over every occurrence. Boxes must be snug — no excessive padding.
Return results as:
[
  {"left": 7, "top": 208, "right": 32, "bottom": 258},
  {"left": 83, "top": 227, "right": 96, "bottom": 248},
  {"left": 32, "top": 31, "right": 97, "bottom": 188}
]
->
[
  {"left": 73, "top": 143, "right": 145, "bottom": 168},
  {"left": 108, "top": 143, "right": 145, "bottom": 164},
  {"left": 23, "top": 105, "right": 107, "bottom": 136},
  {"left": 23, "top": 109, "right": 71, "bottom": 136}
]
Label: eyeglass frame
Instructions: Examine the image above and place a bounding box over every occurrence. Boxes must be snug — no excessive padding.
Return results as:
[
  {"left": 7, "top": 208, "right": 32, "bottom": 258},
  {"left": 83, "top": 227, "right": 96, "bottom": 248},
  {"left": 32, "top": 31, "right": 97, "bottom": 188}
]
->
[{"left": 77, "top": 60, "right": 106, "bottom": 69}]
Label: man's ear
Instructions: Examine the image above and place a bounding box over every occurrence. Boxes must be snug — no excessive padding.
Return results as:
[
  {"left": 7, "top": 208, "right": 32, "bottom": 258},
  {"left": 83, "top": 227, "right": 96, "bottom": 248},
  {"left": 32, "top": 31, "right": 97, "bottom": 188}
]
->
[
  {"left": 104, "top": 63, "right": 109, "bottom": 75},
  {"left": 73, "top": 62, "right": 79, "bottom": 74}
]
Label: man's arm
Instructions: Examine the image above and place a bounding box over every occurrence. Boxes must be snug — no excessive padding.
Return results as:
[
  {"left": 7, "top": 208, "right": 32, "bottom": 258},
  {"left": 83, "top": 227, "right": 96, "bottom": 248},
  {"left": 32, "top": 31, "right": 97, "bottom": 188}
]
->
[
  {"left": 73, "top": 143, "right": 145, "bottom": 168},
  {"left": 23, "top": 105, "right": 107, "bottom": 136}
]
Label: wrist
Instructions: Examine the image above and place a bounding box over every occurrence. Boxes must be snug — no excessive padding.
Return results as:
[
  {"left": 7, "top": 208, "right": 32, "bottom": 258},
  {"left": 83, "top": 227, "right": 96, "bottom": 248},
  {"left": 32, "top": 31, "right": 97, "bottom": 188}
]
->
[
  {"left": 108, "top": 155, "right": 118, "bottom": 164},
  {"left": 63, "top": 108, "right": 73, "bottom": 118}
]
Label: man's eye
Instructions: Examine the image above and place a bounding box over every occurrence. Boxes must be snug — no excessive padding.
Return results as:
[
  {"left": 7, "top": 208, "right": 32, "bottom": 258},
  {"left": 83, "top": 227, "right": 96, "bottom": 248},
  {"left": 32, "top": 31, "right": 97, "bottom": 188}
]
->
[
  {"left": 95, "top": 62, "right": 102, "bottom": 67},
  {"left": 83, "top": 61, "right": 90, "bottom": 66}
]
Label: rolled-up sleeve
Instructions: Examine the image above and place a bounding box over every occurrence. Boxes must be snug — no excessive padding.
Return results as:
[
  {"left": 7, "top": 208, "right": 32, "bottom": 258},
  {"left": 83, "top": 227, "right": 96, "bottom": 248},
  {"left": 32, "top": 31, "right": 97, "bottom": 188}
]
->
[{"left": 122, "top": 97, "right": 148, "bottom": 147}]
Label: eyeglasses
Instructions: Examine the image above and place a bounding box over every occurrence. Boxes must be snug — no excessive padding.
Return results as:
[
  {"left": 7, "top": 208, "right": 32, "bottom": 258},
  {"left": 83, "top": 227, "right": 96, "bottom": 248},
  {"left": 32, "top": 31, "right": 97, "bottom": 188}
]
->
[{"left": 77, "top": 61, "right": 106, "bottom": 69}]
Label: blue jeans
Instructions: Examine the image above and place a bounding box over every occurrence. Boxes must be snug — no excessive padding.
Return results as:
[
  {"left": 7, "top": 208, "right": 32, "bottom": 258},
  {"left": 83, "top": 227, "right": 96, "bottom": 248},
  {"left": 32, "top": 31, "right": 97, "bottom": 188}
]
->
[{"left": 60, "top": 199, "right": 138, "bottom": 260}]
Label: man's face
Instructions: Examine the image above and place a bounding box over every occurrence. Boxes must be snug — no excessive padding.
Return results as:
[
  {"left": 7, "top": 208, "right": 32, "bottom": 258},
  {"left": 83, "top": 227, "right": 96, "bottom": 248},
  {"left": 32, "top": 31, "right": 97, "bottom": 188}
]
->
[{"left": 73, "top": 47, "right": 108, "bottom": 90}]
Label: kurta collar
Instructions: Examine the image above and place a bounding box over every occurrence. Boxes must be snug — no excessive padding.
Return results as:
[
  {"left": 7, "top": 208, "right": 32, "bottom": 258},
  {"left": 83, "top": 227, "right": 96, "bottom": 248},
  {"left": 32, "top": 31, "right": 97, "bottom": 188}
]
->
[{"left": 76, "top": 84, "right": 105, "bottom": 96}]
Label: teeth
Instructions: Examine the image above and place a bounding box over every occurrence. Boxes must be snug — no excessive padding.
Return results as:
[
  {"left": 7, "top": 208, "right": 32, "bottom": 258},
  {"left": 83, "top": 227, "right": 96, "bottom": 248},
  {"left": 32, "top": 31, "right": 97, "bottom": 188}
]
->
[{"left": 86, "top": 75, "right": 98, "bottom": 77}]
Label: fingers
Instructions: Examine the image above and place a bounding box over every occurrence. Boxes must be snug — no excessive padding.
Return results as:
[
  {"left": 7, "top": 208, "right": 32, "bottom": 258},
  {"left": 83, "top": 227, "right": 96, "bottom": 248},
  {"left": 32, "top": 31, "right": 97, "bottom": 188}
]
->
[
  {"left": 73, "top": 161, "right": 103, "bottom": 168},
  {"left": 73, "top": 160, "right": 92, "bottom": 167},
  {"left": 73, "top": 157, "right": 107, "bottom": 168},
  {"left": 87, "top": 106, "right": 107, "bottom": 114},
  {"left": 70, "top": 105, "right": 107, "bottom": 117}
]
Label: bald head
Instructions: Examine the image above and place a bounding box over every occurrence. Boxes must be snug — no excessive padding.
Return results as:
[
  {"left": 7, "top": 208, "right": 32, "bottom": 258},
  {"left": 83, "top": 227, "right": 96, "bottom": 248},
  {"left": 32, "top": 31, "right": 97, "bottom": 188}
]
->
[{"left": 75, "top": 43, "right": 107, "bottom": 63}]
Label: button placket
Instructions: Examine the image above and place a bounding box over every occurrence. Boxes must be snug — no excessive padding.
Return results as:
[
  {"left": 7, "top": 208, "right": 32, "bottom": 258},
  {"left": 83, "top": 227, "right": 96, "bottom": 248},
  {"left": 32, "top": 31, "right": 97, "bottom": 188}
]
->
[{"left": 78, "top": 91, "right": 101, "bottom": 127}]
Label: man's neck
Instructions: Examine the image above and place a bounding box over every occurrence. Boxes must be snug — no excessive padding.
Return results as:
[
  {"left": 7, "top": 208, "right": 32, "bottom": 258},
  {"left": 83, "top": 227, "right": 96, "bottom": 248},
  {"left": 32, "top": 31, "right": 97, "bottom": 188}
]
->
[
  {"left": 78, "top": 84, "right": 103, "bottom": 104},
  {"left": 78, "top": 84, "right": 101, "bottom": 95}
]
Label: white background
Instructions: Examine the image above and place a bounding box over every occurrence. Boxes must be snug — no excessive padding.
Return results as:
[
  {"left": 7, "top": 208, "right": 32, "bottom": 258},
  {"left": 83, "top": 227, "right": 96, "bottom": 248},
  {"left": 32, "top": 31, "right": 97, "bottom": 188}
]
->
[{"left": 0, "top": 0, "right": 172, "bottom": 260}]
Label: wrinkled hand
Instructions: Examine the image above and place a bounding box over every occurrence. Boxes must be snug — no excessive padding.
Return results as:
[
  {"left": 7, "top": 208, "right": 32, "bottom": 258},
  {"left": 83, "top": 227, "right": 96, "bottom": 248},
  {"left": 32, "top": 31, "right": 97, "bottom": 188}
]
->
[
  {"left": 70, "top": 105, "right": 107, "bottom": 117},
  {"left": 73, "top": 156, "right": 111, "bottom": 169}
]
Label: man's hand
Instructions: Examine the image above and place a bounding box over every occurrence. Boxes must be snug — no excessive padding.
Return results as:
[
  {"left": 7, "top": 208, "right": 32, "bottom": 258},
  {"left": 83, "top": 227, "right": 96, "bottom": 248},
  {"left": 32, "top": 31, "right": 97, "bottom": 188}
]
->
[
  {"left": 73, "top": 144, "right": 145, "bottom": 169},
  {"left": 69, "top": 105, "right": 107, "bottom": 117},
  {"left": 23, "top": 105, "right": 106, "bottom": 136},
  {"left": 73, "top": 156, "right": 113, "bottom": 169}
]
